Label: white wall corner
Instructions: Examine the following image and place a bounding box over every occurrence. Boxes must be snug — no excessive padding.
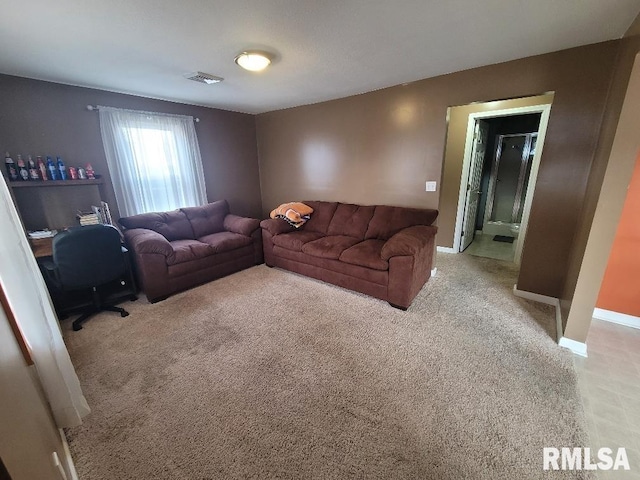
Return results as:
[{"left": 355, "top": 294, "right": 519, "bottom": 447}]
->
[
  {"left": 593, "top": 308, "right": 640, "bottom": 330},
  {"left": 559, "top": 337, "right": 588, "bottom": 357},
  {"left": 436, "top": 246, "right": 456, "bottom": 254}
]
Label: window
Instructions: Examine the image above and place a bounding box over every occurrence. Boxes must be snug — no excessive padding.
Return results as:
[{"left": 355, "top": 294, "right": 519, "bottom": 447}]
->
[{"left": 98, "top": 106, "right": 207, "bottom": 216}]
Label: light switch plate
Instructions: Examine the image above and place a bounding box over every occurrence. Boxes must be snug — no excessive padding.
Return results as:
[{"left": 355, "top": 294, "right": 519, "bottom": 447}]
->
[{"left": 425, "top": 181, "right": 437, "bottom": 192}]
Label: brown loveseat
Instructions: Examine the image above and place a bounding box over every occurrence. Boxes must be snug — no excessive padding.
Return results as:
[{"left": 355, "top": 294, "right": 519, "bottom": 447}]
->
[
  {"left": 260, "top": 201, "right": 438, "bottom": 309},
  {"left": 119, "top": 200, "right": 263, "bottom": 302}
]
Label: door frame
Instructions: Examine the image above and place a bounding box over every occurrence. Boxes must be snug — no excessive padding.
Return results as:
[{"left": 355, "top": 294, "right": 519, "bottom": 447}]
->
[{"left": 452, "top": 103, "right": 552, "bottom": 264}]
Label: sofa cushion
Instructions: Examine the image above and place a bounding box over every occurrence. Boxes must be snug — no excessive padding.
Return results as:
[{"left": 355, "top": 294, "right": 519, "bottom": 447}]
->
[
  {"left": 301, "top": 235, "right": 360, "bottom": 260},
  {"left": 327, "top": 203, "right": 376, "bottom": 239},
  {"left": 198, "top": 231, "right": 253, "bottom": 253},
  {"left": 223, "top": 214, "right": 260, "bottom": 237},
  {"left": 167, "top": 239, "right": 212, "bottom": 265},
  {"left": 272, "top": 231, "right": 325, "bottom": 252},
  {"left": 339, "top": 239, "right": 389, "bottom": 271},
  {"left": 301, "top": 201, "right": 338, "bottom": 234},
  {"left": 181, "top": 200, "right": 230, "bottom": 238},
  {"left": 260, "top": 218, "right": 295, "bottom": 237},
  {"left": 365, "top": 206, "right": 439, "bottom": 240},
  {"left": 119, "top": 210, "right": 194, "bottom": 241},
  {"left": 273, "top": 245, "right": 389, "bottom": 286}
]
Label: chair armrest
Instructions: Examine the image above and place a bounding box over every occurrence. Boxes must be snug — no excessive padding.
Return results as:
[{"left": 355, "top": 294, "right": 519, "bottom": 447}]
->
[
  {"left": 260, "top": 218, "right": 295, "bottom": 236},
  {"left": 38, "top": 258, "right": 61, "bottom": 288},
  {"left": 223, "top": 214, "right": 260, "bottom": 237},
  {"left": 124, "top": 228, "right": 173, "bottom": 257},
  {"left": 381, "top": 225, "right": 438, "bottom": 260}
]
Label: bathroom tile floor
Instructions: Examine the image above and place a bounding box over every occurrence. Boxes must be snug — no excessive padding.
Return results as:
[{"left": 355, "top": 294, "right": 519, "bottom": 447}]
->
[
  {"left": 463, "top": 233, "right": 515, "bottom": 262},
  {"left": 573, "top": 319, "right": 640, "bottom": 479}
]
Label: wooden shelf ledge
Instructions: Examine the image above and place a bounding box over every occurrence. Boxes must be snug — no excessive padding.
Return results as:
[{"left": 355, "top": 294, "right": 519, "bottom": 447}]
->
[{"left": 9, "top": 178, "right": 104, "bottom": 188}]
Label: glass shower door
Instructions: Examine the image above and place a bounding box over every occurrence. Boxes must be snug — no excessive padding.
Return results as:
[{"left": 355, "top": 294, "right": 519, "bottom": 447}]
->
[{"left": 486, "top": 133, "right": 536, "bottom": 225}]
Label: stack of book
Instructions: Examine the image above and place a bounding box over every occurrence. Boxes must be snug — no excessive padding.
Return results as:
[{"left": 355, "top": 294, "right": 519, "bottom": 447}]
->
[
  {"left": 77, "top": 201, "right": 113, "bottom": 226},
  {"left": 77, "top": 212, "right": 100, "bottom": 226}
]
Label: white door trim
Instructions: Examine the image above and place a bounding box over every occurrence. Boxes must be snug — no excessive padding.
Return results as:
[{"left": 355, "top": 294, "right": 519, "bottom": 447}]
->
[{"left": 452, "top": 103, "right": 553, "bottom": 265}]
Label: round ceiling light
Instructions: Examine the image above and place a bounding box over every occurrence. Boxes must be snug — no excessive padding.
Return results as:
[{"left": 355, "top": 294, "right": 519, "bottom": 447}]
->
[{"left": 234, "top": 51, "right": 272, "bottom": 72}]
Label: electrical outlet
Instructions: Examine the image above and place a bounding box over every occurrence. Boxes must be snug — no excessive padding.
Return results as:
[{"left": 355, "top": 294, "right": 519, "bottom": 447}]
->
[{"left": 425, "top": 181, "right": 437, "bottom": 192}]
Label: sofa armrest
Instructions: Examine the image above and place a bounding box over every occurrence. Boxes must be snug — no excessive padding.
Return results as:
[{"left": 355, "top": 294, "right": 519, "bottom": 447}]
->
[
  {"left": 124, "top": 228, "right": 174, "bottom": 257},
  {"left": 260, "top": 218, "right": 295, "bottom": 236},
  {"left": 381, "top": 225, "right": 438, "bottom": 260},
  {"left": 224, "top": 214, "right": 260, "bottom": 237}
]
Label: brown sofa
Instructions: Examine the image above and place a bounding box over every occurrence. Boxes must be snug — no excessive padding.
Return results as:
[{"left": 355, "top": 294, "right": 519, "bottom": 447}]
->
[
  {"left": 119, "top": 200, "right": 263, "bottom": 302},
  {"left": 260, "top": 201, "right": 438, "bottom": 309}
]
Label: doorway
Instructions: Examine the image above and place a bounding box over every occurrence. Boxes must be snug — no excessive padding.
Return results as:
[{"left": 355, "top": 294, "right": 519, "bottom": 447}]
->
[
  {"left": 453, "top": 103, "right": 552, "bottom": 265},
  {"left": 463, "top": 114, "right": 541, "bottom": 262}
]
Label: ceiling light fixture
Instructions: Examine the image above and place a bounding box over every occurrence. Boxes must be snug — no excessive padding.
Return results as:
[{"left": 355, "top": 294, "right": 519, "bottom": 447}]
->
[{"left": 234, "top": 51, "right": 273, "bottom": 72}]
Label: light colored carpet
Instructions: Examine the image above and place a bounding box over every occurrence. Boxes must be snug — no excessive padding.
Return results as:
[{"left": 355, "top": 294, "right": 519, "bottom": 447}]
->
[{"left": 64, "top": 253, "right": 592, "bottom": 479}]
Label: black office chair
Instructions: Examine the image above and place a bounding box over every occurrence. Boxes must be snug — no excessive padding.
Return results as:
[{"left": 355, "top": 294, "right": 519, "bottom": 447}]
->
[{"left": 42, "top": 224, "right": 137, "bottom": 331}]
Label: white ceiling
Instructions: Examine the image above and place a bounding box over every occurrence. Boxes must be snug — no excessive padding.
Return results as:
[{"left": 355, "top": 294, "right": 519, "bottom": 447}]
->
[{"left": 1, "top": 0, "right": 639, "bottom": 114}]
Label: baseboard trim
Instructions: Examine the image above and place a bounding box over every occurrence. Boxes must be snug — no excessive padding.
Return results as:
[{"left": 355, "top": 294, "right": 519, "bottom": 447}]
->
[
  {"left": 436, "top": 246, "right": 456, "bottom": 254},
  {"left": 593, "top": 308, "right": 640, "bottom": 330},
  {"left": 512, "top": 286, "right": 558, "bottom": 306},
  {"left": 513, "top": 286, "right": 586, "bottom": 356},
  {"left": 59, "top": 429, "right": 79, "bottom": 480},
  {"left": 558, "top": 337, "right": 588, "bottom": 357}
]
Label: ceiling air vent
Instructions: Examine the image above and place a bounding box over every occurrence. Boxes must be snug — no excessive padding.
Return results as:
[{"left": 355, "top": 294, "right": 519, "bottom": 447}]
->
[{"left": 184, "top": 71, "right": 223, "bottom": 85}]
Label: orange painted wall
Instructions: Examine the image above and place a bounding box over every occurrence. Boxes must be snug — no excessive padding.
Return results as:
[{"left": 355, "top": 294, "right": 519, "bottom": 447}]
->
[{"left": 596, "top": 153, "right": 640, "bottom": 316}]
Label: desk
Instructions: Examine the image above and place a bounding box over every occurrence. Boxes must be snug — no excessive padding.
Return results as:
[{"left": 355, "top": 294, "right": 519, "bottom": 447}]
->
[{"left": 30, "top": 237, "right": 53, "bottom": 258}]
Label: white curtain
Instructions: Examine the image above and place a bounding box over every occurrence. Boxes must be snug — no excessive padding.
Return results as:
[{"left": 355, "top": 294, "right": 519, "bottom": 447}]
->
[
  {"left": 98, "top": 106, "right": 207, "bottom": 216},
  {"left": 0, "top": 179, "right": 90, "bottom": 428}
]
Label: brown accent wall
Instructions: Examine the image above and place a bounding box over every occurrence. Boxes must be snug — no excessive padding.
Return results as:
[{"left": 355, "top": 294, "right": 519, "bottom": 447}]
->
[
  {"left": 257, "top": 42, "right": 619, "bottom": 297},
  {"left": 625, "top": 10, "right": 640, "bottom": 37},
  {"left": 0, "top": 75, "right": 262, "bottom": 220},
  {"left": 559, "top": 34, "right": 640, "bottom": 329},
  {"left": 564, "top": 52, "right": 640, "bottom": 343}
]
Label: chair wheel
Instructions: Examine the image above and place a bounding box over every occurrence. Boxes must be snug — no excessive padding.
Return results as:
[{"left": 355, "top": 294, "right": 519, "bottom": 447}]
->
[
  {"left": 121, "top": 311, "right": 129, "bottom": 317},
  {"left": 72, "top": 323, "right": 83, "bottom": 331}
]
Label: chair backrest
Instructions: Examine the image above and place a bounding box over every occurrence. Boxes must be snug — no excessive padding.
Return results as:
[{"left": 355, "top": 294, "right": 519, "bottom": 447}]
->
[{"left": 52, "top": 225, "right": 126, "bottom": 290}]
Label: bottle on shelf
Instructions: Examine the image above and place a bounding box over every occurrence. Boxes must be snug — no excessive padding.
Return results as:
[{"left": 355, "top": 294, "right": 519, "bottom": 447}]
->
[
  {"left": 56, "top": 157, "right": 67, "bottom": 180},
  {"left": 5, "top": 152, "right": 18, "bottom": 181},
  {"left": 68, "top": 166, "right": 78, "bottom": 180},
  {"left": 46, "top": 156, "right": 58, "bottom": 180},
  {"left": 27, "top": 155, "right": 39, "bottom": 180},
  {"left": 37, "top": 156, "right": 48, "bottom": 181},
  {"left": 77, "top": 167, "right": 87, "bottom": 179},
  {"left": 85, "top": 163, "right": 95, "bottom": 179},
  {"left": 16, "top": 154, "right": 29, "bottom": 181}
]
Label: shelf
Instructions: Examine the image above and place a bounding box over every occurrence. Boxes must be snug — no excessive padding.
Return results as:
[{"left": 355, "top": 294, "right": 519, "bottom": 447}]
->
[{"left": 8, "top": 178, "right": 104, "bottom": 188}]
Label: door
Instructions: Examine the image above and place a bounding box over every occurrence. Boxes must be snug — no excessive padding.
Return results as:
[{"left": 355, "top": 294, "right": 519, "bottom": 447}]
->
[
  {"left": 0, "top": 306, "right": 72, "bottom": 480},
  {"left": 460, "top": 120, "right": 489, "bottom": 251}
]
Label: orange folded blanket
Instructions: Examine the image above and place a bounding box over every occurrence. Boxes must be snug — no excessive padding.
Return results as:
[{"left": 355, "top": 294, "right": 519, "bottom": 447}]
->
[{"left": 270, "top": 202, "right": 314, "bottom": 228}]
